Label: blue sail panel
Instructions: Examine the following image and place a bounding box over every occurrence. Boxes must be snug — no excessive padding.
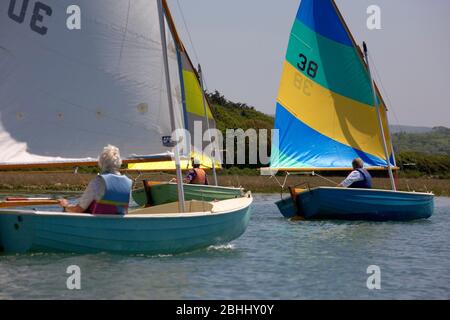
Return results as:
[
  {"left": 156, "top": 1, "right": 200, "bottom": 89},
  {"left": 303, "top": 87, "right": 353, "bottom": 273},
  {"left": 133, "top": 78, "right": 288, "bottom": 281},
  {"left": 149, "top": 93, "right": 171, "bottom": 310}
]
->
[
  {"left": 270, "top": 103, "right": 391, "bottom": 169},
  {"left": 295, "top": 0, "right": 353, "bottom": 46}
]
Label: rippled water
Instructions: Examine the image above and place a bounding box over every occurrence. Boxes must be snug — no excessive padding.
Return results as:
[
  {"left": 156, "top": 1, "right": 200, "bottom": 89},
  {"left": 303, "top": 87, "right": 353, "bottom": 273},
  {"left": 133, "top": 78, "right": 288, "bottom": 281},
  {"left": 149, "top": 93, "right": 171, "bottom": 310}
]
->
[{"left": 0, "top": 195, "right": 449, "bottom": 300}]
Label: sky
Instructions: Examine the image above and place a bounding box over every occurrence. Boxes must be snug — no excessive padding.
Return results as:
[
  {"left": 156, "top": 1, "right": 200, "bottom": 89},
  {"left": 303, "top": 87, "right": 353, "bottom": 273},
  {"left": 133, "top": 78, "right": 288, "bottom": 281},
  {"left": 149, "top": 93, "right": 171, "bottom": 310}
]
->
[{"left": 167, "top": 0, "right": 450, "bottom": 128}]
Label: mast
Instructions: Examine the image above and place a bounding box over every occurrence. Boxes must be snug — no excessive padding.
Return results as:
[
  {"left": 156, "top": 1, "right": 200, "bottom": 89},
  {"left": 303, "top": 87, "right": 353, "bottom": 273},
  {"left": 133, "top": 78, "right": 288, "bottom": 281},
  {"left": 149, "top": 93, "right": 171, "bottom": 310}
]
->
[
  {"left": 198, "top": 64, "right": 218, "bottom": 186},
  {"left": 363, "top": 42, "right": 396, "bottom": 191},
  {"left": 330, "top": 0, "right": 397, "bottom": 188},
  {"left": 157, "top": 0, "right": 186, "bottom": 212},
  {"left": 162, "top": 0, "right": 219, "bottom": 179},
  {"left": 389, "top": 131, "right": 398, "bottom": 168}
]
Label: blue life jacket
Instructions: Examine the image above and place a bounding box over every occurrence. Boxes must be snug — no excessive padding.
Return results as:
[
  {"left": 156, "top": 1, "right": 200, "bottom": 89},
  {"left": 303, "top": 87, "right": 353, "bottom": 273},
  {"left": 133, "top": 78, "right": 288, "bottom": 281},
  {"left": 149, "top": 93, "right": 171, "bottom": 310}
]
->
[
  {"left": 349, "top": 168, "right": 373, "bottom": 189},
  {"left": 87, "top": 173, "right": 132, "bottom": 215}
]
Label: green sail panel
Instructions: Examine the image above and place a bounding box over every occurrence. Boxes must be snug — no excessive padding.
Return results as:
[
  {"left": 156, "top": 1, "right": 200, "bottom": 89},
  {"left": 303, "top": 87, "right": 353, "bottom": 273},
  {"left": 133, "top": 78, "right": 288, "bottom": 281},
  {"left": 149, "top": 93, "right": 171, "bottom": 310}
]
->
[{"left": 286, "top": 20, "right": 374, "bottom": 106}]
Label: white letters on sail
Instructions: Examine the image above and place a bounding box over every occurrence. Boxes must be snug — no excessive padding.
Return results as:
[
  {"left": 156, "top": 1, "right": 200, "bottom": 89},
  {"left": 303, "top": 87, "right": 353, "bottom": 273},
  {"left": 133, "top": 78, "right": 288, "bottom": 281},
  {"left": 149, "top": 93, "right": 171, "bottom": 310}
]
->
[{"left": 0, "top": 0, "right": 185, "bottom": 165}]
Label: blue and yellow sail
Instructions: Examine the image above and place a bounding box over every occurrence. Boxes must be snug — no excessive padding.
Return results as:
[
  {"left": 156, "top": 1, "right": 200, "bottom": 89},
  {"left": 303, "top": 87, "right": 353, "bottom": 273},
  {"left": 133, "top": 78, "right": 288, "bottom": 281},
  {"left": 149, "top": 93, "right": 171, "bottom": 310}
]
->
[{"left": 270, "top": 0, "right": 395, "bottom": 171}]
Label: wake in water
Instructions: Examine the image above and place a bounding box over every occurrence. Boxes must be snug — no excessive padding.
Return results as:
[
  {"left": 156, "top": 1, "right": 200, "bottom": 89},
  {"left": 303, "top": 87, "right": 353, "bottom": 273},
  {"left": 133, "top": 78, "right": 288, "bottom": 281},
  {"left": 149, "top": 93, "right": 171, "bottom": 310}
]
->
[{"left": 207, "top": 244, "right": 236, "bottom": 251}]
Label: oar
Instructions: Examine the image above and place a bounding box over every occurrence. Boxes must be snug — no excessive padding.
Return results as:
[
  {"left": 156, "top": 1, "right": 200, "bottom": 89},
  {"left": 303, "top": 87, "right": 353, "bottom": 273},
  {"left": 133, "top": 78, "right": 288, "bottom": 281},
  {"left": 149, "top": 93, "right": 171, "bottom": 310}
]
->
[
  {"left": 0, "top": 198, "right": 60, "bottom": 208},
  {"left": 5, "top": 197, "right": 54, "bottom": 201}
]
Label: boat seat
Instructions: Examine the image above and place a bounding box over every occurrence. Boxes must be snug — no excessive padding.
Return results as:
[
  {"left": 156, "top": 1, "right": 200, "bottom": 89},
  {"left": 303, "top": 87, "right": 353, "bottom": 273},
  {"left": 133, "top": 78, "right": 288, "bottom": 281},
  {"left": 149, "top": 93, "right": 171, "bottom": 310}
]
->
[
  {"left": 131, "top": 200, "right": 213, "bottom": 215},
  {"left": 289, "top": 187, "right": 306, "bottom": 201}
]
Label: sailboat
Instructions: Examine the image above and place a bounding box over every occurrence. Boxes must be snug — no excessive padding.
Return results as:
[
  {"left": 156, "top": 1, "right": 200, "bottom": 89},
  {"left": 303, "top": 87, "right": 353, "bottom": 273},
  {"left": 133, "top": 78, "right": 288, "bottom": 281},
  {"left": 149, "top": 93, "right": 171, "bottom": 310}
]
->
[
  {"left": 128, "top": 5, "right": 244, "bottom": 207},
  {"left": 0, "top": 0, "right": 252, "bottom": 254},
  {"left": 267, "top": 0, "right": 434, "bottom": 221}
]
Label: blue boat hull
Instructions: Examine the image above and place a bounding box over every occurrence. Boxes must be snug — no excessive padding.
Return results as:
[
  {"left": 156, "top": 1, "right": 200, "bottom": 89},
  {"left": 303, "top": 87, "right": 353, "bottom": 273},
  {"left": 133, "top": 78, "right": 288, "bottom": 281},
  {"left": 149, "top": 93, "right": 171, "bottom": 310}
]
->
[
  {"left": 276, "top": 188, "right": 434, "bottom": 221},
  {"left": 0, "top": 198, "right": 252, "bottom": 254}
]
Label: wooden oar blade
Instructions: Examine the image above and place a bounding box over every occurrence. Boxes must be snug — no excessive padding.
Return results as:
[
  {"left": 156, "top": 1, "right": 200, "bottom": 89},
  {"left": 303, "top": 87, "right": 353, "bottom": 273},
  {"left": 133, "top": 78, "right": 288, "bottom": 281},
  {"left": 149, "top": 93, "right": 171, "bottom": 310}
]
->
[
  {"left": 5, "top": 197, "right": 53, "bottom": 201},
  {"left": 0, "top": 200, "right": 60, "bottom": 208}
]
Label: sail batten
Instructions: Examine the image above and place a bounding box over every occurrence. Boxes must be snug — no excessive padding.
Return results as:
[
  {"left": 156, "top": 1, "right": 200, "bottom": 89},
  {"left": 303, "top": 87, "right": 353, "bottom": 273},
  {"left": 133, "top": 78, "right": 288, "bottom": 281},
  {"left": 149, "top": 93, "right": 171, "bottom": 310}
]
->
[{"left": 271, "top": 0, "right": 394, "bottom": 171}]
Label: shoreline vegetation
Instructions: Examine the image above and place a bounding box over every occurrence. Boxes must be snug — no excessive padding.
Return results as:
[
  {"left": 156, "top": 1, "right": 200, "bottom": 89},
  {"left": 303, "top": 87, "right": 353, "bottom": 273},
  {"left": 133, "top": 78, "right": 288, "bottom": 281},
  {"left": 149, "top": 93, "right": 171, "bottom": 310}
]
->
[
  {"left": 1, "top": 92, "right": 448, "bottom": 197},
  {"left": 0, "top": 171, "right": 449, "bottom": 196}
]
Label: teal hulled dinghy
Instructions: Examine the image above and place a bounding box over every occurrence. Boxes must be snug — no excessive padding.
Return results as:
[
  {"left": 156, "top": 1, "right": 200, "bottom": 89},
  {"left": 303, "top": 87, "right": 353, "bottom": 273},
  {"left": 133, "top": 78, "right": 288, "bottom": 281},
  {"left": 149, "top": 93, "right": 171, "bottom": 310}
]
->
[
  {"left": 0, "top": 0, "right": 253, "bottom": 254},
  {"left": 0, "top": 197, "right": 252, "bottom": 254},
  {"left": 267, "top": 0, "right": 434, "bottom": 221}
]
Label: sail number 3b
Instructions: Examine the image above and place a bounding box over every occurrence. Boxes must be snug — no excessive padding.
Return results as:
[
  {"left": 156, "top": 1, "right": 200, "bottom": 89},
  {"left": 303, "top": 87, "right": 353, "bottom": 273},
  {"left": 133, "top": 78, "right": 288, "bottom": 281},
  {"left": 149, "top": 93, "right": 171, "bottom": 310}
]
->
[{"left": 7, "top": 0, "right": 81, "bottom": 35}]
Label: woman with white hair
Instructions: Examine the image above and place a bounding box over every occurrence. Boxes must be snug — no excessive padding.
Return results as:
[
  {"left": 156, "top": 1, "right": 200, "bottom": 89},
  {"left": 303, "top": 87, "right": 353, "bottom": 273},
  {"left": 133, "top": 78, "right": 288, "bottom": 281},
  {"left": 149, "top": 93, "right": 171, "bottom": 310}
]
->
[{"left": 58, "top": 145, "right": 132, "bottom": 214}]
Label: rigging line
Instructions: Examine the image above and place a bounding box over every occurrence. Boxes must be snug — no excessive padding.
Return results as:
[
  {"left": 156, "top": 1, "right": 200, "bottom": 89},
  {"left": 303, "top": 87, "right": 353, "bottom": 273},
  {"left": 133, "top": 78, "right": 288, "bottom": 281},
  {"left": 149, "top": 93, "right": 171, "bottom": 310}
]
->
[
  {"left": 175, "top": 0, "right": 200, "bottom": 64},
  {"left": 368, "top": 52, "right": 401, "bottom": 127},
  {"left": 269, "top": 173, "right": 286, "bottom": 189},
  {"left": 270, "top": 173, "right": 291, "bottom": 199},
  {"left": 175, "top": 0, "right": 210, "bottom": 92},
  {"left": 311, "top": 172, "right": 340, "bottom": 186}
]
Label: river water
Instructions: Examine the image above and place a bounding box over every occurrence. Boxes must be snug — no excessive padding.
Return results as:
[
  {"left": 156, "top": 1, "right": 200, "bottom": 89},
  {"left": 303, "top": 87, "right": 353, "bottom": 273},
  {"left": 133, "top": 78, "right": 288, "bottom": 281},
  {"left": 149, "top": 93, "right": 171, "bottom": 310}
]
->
[{"left": 0, "top": 194, "right": 449, "bottom": 299}]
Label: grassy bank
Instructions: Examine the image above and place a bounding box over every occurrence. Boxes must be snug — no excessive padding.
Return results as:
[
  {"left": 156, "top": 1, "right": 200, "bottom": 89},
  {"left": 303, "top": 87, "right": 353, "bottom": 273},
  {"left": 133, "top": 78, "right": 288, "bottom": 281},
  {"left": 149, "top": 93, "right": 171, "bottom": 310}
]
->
[
  {"left": 223, "top": 175, "right": 450, "bottom": 196},
  {"left": 0, "top": 172, "right": 449, "bottom": 196}
]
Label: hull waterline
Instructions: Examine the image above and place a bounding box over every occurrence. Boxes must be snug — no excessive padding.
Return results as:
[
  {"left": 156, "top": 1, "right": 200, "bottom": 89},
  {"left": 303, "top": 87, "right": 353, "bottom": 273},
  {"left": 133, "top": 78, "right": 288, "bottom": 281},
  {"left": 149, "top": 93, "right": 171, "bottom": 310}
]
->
[{"left": 276, "top": 188, "right": 434, "bottom": 221}]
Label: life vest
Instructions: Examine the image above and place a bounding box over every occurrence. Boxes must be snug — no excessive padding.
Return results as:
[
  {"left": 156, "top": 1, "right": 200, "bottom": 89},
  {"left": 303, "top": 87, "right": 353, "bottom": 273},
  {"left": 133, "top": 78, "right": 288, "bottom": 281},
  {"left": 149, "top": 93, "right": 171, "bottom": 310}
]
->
[
  {"left": 86, "top": 173, "right": 132, "bottom": 215},
  {"left": 190, "top": 168, "right": 207, "bottom": 185},
  {"left": 349, "top": 168, "right": 373, "bottom": 189}
]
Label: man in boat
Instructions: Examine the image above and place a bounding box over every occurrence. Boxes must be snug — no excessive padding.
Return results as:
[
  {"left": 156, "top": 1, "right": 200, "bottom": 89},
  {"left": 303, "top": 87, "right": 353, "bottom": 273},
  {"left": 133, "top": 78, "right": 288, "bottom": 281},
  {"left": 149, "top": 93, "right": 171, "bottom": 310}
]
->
[
  {"left": 58, "top": 145, "right": 132, "bottom": 214},
  {"left": 338, "top": 158, "right": 373, "bottom": 189},
  {"left": 184, "top": 159, "right": 208, "bottom": 185}
]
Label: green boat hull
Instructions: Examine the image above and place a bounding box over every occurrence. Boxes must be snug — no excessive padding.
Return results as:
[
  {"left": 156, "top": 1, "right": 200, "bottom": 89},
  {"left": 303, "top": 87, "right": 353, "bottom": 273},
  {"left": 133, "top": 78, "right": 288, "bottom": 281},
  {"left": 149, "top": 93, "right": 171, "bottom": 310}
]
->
[{"left": 133, "top": 183, "right": 244, "bottom": 207}]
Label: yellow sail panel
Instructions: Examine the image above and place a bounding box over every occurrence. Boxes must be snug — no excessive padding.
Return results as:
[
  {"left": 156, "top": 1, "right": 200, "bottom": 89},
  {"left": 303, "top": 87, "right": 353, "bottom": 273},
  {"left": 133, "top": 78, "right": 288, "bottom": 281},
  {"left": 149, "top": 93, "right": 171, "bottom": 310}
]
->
[
  {"left": 179, "top": 51, "right": 221, "bottom": 169},
  {"left": 277, "top": 61, "right": 392, "bottom": 162},
  {"left": 183, "top": 70, "right": 213, "bottom": 119},
  {"left": 128, "top": 151, "right": 221, "bottom": 171}
]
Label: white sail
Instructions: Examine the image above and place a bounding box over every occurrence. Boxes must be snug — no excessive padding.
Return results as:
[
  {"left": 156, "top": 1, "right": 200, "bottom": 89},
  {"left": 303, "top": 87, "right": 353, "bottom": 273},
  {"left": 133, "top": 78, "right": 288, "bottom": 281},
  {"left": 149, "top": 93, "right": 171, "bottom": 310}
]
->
[{"left": 0, "top": 0, "right": 185, "bottom": 165}]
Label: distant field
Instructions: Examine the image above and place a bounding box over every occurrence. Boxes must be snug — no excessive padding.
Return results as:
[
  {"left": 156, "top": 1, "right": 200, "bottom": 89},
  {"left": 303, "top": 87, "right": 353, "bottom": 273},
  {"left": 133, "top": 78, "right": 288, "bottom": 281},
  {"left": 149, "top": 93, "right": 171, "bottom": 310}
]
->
[{"left": 1, "top": 172, "right": 448, "bottom": 196}]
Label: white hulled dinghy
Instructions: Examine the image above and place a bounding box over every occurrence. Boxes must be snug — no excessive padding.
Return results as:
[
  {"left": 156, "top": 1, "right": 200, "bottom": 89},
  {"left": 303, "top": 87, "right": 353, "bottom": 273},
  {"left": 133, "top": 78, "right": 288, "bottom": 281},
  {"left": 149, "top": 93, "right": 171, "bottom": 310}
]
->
[{"left": 0, "top": 0, "right": 252, "bottom": 254}]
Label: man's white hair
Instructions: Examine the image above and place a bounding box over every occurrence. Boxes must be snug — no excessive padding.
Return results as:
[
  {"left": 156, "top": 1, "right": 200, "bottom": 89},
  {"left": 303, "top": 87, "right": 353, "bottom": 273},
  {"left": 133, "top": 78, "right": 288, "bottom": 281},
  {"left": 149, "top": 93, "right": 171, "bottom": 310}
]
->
[{"left": 98, "top": 145, "right": 122, "bottom": 172}]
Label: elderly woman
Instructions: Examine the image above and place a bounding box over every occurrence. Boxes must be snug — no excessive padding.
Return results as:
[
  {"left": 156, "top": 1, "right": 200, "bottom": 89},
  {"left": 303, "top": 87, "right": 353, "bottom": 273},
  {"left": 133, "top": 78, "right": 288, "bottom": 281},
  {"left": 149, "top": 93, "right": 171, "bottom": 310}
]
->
[{"left": 58, "top": 145, "right": 132, "bottom": 214}]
